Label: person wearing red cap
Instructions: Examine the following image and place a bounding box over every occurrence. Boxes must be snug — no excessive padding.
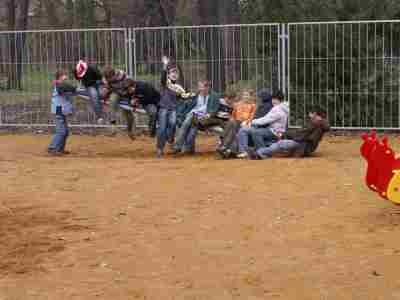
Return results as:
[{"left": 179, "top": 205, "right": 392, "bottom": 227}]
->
[{"left": 74, "top": 60, "right": 103, "bottom": 124}]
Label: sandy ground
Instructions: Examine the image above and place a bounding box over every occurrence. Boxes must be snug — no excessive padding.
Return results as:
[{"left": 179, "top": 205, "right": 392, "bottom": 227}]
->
[{"left": 1, "top": 132, "right": 400, "bottom": 300}]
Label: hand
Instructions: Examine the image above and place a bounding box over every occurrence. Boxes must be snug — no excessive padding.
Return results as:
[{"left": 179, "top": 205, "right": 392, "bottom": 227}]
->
[
  {"left": 162, "top": 56, "right": 169, "bottom": 66},
  {"left": 131, "top": 97, "right": 140, "bottom": 107},
  {"left": 241, "top": 121, "right": 250, "bottom": 128}
]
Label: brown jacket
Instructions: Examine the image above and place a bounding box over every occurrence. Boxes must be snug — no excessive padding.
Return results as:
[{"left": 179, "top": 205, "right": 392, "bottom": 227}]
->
[{"left": 285, "top": 119, "right": 330, "bottom": 157}]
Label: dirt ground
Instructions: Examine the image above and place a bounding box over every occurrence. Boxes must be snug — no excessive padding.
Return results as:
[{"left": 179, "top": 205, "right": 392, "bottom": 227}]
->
[{"left": 1, "top": 132, "right": 400, "bottom": 300}]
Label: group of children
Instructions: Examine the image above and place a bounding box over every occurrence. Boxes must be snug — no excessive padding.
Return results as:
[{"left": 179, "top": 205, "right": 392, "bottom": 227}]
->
[{"left": 48, "top": 57, "right": 330, "bottom": 159}]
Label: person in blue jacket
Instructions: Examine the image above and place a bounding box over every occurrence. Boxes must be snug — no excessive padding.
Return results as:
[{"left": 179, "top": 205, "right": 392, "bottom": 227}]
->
[{"left": 48, "top": 70, "right": 78, "bottom": 156}]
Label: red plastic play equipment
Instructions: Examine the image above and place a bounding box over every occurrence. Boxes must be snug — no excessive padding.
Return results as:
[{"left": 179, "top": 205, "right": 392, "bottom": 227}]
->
[{"left": 360, "top": 130, "right": 400, "bottom": 204}]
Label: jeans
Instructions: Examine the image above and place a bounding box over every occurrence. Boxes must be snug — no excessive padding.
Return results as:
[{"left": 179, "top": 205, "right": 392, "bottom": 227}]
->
[
  {"left": 237, "top": 126, "right": 254, "bottom": 153},
  {"left": 143, "top": 104, "right": 158, "bottom": 136},
  {"left": 48, "top": 114, "right": 69, "bottom": 153},
  {"left": 250, "top": 127, "right": 277, "bottom": 149},
  {"left": 157, "top": 108, "right": 177, "bottom": 151},
  {"left": 174, "top": 113, "right": 197, "bottom": 152},
  {"left": 256, "top": 139, "right": 300, "bottom": 159},
  {"left": 77, "top": 86, "right": 102, "bottom": 119}
]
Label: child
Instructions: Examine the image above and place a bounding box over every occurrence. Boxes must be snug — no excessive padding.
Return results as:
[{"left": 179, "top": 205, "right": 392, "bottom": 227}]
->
[
  {"left": 126, "top": 79, "right": 160, "bottom": 137},
  {"left": 248, "top": 107, "right": 330, "bottom": 159},
  {"left": 156, "top": 56, "right": 194, "bottom": 158},
  {"left": 48, "top": 70, "right": 77, "bottom": 156},
  {"left": 217, "top": 89, "right": 256, "bottom": 157},
  {"left": 103, "top": 67, "right": 129, "bottom": 134},
  {"left": 236, "top": 90, "right": 289, "bottom": 158},
  {"left": 172, "top": 79, "right": 220, "bottom": 155},
  {"left": 74, "top": 60, "right": 103, "bottom": 124}
]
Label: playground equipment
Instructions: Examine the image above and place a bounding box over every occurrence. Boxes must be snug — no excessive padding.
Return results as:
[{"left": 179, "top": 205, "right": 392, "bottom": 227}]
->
[{"left": 360, "top": 130, "right": 400, "bottom": 204}]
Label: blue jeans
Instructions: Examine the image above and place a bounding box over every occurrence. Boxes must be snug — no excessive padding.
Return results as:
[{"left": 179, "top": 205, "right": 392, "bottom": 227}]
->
[
  {"left": 237, "top": 126, "right": 257, "bottom": 153},
  {"left": 144, "top": 104, "right": 158, "bottom": 136},
  {"left": 157, "top": 108, "right": 177, "bottom": 151},
  {"left": 48, "top": 114, "right": 69, "bottom": 153},
  {"left": 256, "top": 139, "right": 300, "bottom": 159},
  {"left": 77, "top": 86, "right": 102, "bottom": 118},
  {"left": 250, "top": 127, "right": 277, "bottom": 149},
  {"left": 174, "top": 113, "right": 197, "bottom": 152}
]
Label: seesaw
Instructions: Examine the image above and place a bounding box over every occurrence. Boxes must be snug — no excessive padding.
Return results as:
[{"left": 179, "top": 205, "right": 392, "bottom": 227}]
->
[{"left": 360, "top": 130, "right": 400, "bottom": 204}]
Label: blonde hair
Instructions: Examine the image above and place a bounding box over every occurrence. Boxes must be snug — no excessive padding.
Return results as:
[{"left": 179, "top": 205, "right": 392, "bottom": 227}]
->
[{"left": 238, "top": 89, "right": 256, "bottom": 103}]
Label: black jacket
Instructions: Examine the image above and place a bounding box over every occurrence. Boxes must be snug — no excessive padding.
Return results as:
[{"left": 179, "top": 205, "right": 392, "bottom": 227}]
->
[
  {"left": 74, "top": 65, "right": 102, "bottom": 88},
  {"left": 285, "top": 119, "right": 330, "bottom": 157},
  {"left": 254, "top": 88, "right": 273, "bottom": 119},
  {"left": 133, "top": 81, "right": 160, "bottom": 106}
]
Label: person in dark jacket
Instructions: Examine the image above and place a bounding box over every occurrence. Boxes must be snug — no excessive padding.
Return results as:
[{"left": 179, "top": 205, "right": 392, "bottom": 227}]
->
[
  {"left": 247, "top": 107, "right": 330, "bottom": 160},
  {"left": 254, "top": 88, "right": 273, "bottom": 119},
  {"left": 128, "top": 80, "right": 160, "bottom": 137},
  {"left": 48, "top": 70, "right": 78, "bottom": 155},
  {"left": 156, "top": 56, "right": 194, "bottom": 158},
  {"left": 103, "top": 67, "right": 129, "bottom": 134},
  {"left": 74, "top": 60, "right": 103, "bottom": 124}
]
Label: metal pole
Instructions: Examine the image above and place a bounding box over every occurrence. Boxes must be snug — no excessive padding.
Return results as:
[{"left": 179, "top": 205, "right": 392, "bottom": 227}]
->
[
  {"left": 278, "top": 25, "right": 281, "bottom": 91},
  {"left": 287, "top": 24, "right": 291, "bottom": 127},
  {"left": 132, "top": 29, "right": 136, "bottom": 80}
]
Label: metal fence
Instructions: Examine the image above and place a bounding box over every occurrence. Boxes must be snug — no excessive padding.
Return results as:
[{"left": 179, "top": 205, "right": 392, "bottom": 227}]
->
[
  {"left": 0, "top": 28, "right": 127, "bottom": 127},
  {"left": 130, "top": 24, "right": 280, "bottom": 93},
  {"left": 1, "top": 21, "right": 400, "bottom": 130},
  {"left": 287, "top": 20, "right": 400, "bottom": 129},
  {"left": 0, "top": 24, "right": 280, "bottom": 128}
]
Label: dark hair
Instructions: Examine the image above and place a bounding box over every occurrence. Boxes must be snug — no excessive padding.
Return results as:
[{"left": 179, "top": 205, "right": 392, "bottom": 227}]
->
[
  {"left": 103, "top": 66, "right": 116, "bottom": 80},
  {"left": 55, "top": 69, "right": 67, "bottom": 80},
  {"left": 272, "top": 90, "right": 285, "bottom": 101},
  {"left": 198, "top": 79, "right": 210, "bottom": 88},
  {"left": 125, "top": 78, "right": 136, "bottom": 88}
]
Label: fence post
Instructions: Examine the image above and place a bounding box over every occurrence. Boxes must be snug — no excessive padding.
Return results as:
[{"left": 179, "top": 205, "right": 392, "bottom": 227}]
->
[
  {"left": 280, "top": 23, "right": 288, "bottom": 97},
  {"left": 132, "top": 29, "right": 136, "bottom": 80}
]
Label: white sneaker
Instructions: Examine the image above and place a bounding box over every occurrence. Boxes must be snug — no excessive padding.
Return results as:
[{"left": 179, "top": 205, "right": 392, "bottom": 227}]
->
[
  {"left": 236, "top": 152, "right": 248, "bottom": 159},
  {"left": 97, "top": 118, "right": 104, "bottom": 125}
]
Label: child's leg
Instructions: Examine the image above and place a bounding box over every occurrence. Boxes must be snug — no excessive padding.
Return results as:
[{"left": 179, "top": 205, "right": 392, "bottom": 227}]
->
[
  {"left": 166, "top": 110, "right": 177, "bottom": 145},
  {"left": 144, "top": 104, "right": 158, "bottom": 137},
  {"left": 87, "top": 86, "right": 103, "bottom": 121},
  {"left": 174, "top": 112, "right": 193, "bottom": 152},
  {"left": 48, "top": 114, "right": 67, "bottom": 153},
  {"left": 59, "top": 117, "right": 70, "bottom": 152},
  {"left": 122, "top": 110, "right": 135, "bottom": 140},
  {"left": 108, "top": 92, "right": 121, "bottom": 134},
  {"left": 157, "top": 108, "right": 169, "bottom": 153},
  {"left": 221, "top": 120, "right": 241, "bottom": 149}
]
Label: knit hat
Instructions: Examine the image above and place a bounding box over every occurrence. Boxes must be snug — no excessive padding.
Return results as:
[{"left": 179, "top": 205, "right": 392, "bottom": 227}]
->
[
  {"left": 76, "top": 60, "right": 88, "bottom": 79},
  {"left": 257, "top": 88, "right": 272, "bottom": 103}
]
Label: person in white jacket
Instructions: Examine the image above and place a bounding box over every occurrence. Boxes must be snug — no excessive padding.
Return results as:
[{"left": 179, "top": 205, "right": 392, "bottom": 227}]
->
[{"left": 237, "top": 91, "right": 289, "bottom": 158}]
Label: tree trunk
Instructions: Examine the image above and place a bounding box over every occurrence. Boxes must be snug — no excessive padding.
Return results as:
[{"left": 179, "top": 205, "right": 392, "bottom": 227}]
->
[{"left": 7, "top": 0, "right": 16, "bottom": 89}]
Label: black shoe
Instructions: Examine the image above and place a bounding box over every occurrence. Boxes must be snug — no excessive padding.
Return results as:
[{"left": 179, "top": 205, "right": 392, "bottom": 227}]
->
[
  {"left": 248, "top": 149, "right": 261, "bottom": 160},
  {"left": 222, "top": 149, "right": 234, "bottom": 160}
]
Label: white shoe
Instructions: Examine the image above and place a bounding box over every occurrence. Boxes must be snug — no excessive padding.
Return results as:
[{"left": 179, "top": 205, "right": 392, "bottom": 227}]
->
[
  {"left": 236, "top": 152, "right": 248, "bottom": 159},
  {"left": 97, "top": 118, "right": 104, "bottom": 125}
]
